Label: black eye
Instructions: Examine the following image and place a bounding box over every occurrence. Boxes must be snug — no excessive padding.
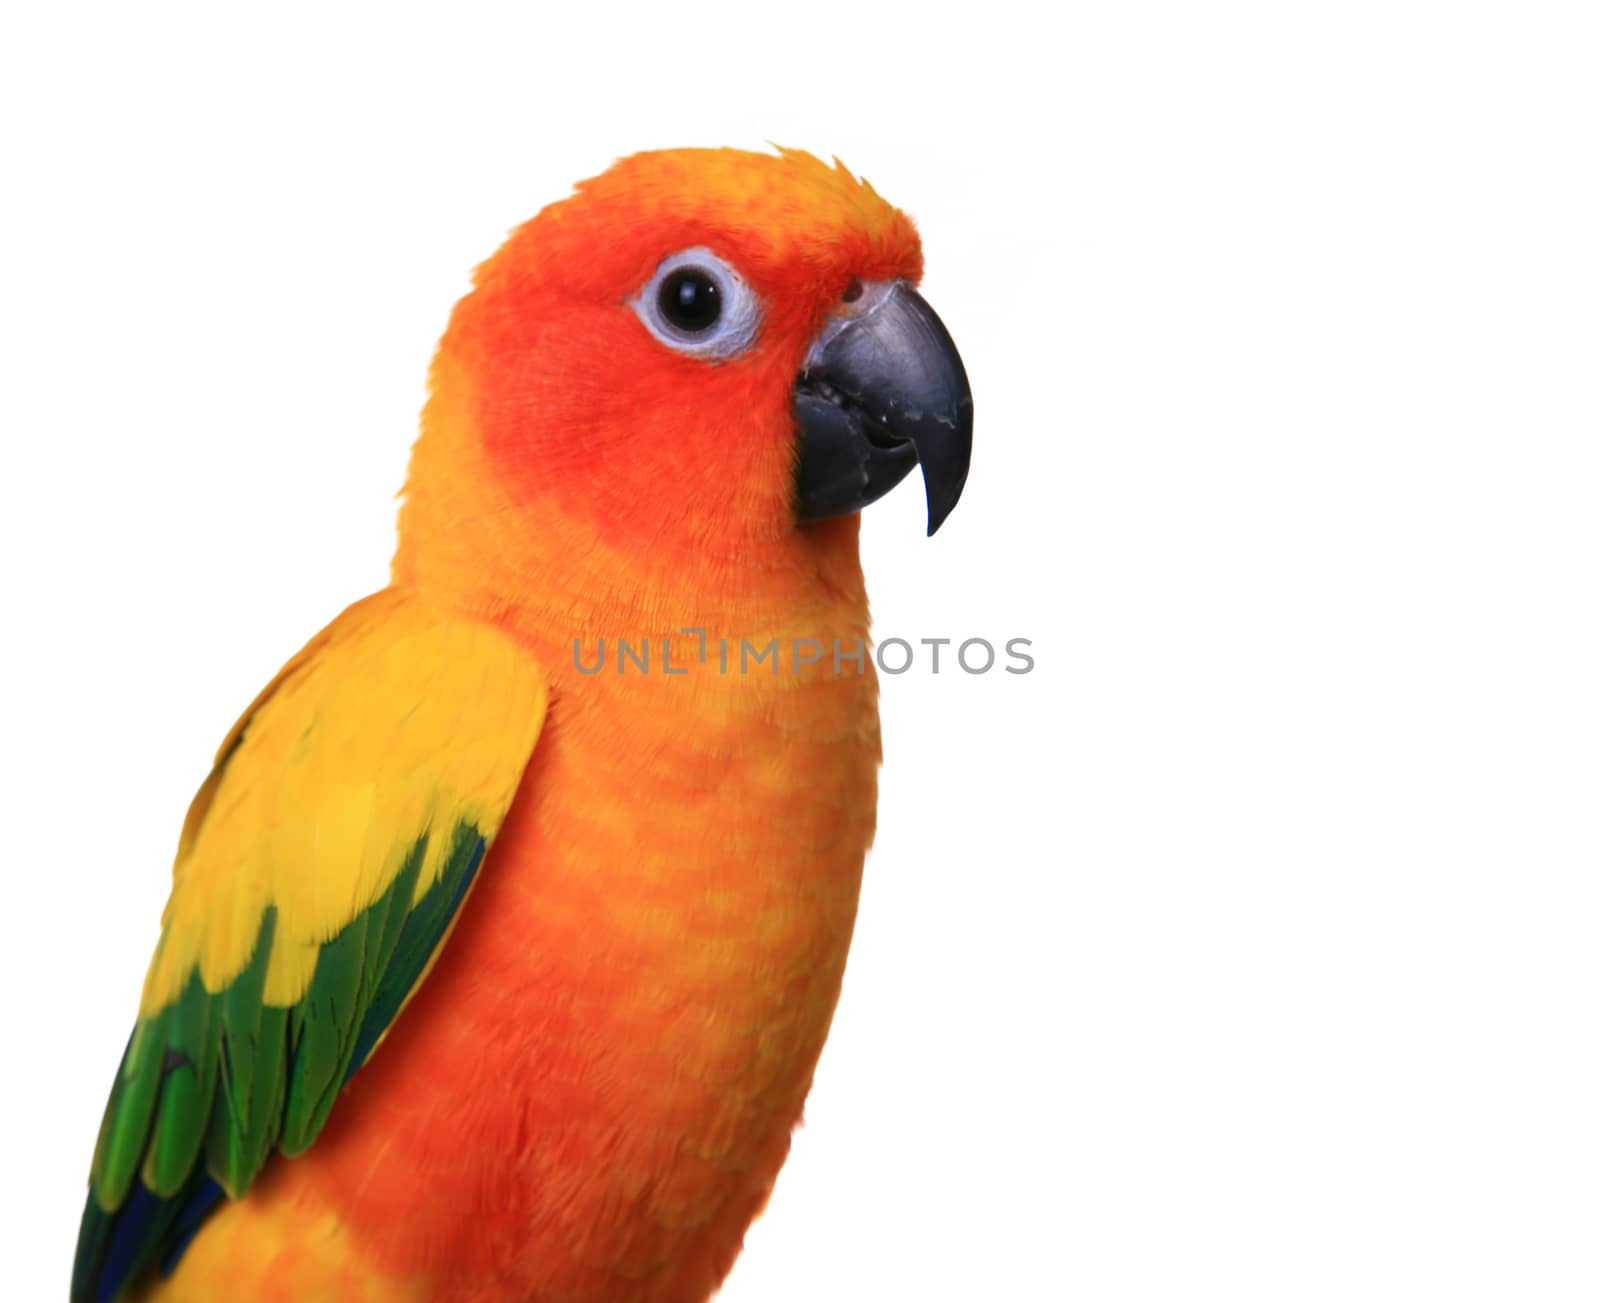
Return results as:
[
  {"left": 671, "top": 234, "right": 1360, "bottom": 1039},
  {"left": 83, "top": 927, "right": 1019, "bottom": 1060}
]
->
[
  {"left": 634, "top": 248, "right": 761, "bottom": 359},
  {"left": 659, "top": 267, "right": 722, "bottom": 333}
]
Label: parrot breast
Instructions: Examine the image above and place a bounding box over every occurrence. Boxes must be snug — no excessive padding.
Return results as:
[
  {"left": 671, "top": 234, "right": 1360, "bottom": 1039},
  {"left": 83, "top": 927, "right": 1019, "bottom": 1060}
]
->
[{"left": 154, "top": 592, "right": 882, "bottom": 1302}]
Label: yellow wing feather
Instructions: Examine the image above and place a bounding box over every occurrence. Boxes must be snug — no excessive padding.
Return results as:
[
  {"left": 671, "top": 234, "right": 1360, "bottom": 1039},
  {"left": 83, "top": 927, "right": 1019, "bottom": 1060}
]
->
[{"left": 138, "top": 587, "right": 547, "bottom": 1016}]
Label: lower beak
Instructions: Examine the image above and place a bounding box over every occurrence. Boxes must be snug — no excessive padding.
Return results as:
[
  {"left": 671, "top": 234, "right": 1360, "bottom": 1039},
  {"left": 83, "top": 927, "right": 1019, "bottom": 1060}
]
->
[{"left": 792, "top": 281, "right": 974, "bottom": 535}]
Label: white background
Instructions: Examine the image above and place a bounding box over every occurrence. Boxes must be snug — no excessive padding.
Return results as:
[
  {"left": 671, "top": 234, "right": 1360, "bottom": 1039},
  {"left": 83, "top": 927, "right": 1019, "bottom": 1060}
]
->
[{"left": 3, "top": 3, "right": 1597, "bottom": 1299}]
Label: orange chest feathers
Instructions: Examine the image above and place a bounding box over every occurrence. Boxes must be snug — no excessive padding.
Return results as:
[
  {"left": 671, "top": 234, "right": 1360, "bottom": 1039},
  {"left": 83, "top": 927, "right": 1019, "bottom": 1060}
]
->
[{"left": 285, "top": 634, "right": 883, "bottom": 1300}]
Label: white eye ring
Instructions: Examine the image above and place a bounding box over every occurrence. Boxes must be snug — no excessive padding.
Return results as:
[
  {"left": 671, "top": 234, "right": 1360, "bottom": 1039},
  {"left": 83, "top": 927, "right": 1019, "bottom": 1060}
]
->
[{"left": 631, "top": 247, "right": 762, "bottom": 361}]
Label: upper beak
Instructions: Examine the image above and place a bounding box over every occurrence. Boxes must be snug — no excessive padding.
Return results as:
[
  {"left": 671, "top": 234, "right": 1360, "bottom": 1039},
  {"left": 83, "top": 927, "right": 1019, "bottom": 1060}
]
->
[{"left": 792, "top": 281, "right": 974, "bottom": 535}]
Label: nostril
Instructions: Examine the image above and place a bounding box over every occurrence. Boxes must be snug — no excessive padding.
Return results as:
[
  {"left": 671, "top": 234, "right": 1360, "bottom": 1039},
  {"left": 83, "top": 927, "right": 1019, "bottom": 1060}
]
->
[{"left": 842, "top": 278, "right": 864, "bottom": 304}]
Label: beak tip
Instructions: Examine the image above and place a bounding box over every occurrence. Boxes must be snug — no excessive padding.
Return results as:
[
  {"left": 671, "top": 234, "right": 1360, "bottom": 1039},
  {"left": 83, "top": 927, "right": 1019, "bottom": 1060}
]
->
[
  {"left": 919, "top": 408, "right": 973, "bottom": 536},
  {"left": 923, "top": 484, "right": 959, "bottom": 536}
]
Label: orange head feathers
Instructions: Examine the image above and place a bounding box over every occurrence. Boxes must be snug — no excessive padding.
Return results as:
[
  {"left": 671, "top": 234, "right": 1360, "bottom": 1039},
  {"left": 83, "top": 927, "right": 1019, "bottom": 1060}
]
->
[{"left": 395, "top": 146, "right": 970, "bottom": 622}]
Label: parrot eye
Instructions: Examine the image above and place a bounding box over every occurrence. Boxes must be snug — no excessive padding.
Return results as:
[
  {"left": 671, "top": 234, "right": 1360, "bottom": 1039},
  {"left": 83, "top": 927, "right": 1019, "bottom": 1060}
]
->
[
  {"left": 660, "top": 269, "right": 721, "bottom": 332},
  {"left": 633, "top": 248, "right": 761, "bottom": 361}
]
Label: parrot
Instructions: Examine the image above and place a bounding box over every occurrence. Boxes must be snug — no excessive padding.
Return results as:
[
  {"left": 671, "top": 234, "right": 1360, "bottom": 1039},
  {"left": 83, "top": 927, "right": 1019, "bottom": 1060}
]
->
[{"left": 70, "top": 145, "right": 973, "bottom": 1303}]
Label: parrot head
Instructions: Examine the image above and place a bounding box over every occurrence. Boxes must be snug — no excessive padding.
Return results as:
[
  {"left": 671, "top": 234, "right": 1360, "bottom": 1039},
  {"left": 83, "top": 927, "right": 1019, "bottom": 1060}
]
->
[{"left": 399, "top": 147, "right": 972, "bottom": 602}]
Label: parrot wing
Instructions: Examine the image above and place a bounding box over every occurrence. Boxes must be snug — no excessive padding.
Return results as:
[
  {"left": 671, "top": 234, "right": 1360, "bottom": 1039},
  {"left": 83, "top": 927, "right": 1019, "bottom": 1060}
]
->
[{"left": 72, "top": 588, "right": 549, "bottom": 1302}]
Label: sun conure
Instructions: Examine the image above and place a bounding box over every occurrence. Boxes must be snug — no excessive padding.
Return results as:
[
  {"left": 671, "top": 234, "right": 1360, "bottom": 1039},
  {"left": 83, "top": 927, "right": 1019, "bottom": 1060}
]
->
[{"left": 72, "top": 145, "right": 974, "bottom": 1302}]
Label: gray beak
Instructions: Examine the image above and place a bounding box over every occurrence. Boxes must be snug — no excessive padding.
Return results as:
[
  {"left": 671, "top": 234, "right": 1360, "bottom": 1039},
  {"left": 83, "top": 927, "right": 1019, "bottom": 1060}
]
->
[{"left": 793, "top": 281, "right": 974, "bottom": 535}]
